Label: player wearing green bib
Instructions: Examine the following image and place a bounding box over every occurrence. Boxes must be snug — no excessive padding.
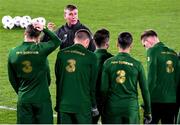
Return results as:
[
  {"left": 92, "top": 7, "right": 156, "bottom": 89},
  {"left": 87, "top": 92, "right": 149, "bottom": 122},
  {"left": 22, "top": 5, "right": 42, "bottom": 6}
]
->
[
  {"left": 92, "top": 28, "right": 113, "bottom": 124},
  {"left": 8, "top": 23, "right": 61, "bottom": 124},
  {"left": 55, "top": 29, "right": 98, "bottom": 124},
  {"left": 101, "top": 32, "right": 151, "bottom": 124},
  {"left": 141, "top": 29, "right": 179, "bottom": 124},
  {"left": 176, "top": 52, "right": 180, "bottom": 124}
]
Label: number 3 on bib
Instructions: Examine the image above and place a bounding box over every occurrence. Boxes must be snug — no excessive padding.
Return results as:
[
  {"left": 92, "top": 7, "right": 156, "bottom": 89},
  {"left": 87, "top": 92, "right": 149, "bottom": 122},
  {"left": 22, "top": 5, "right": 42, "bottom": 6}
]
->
[
  {"left": 22, "top": 60, "right": 32, "bottom": 73},
  {"left": 66, "top": 59, "right": 76, "bottom": 73}
]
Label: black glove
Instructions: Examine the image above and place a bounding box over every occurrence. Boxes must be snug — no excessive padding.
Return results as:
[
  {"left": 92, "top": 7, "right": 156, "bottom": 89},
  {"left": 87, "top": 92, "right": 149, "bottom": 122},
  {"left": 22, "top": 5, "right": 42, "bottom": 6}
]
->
[
  {"left": 91, "top": 106, "right": 99, "bottom": 117},
  {"left": 144, "top": 114, "right": 152, "bottom": 124}
]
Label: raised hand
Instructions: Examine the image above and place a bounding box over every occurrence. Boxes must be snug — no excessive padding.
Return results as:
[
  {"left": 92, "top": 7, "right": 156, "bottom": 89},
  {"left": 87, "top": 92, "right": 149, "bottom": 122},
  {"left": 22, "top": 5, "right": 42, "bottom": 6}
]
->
[{"left": 47, "top": 22, "right": 56, "bottom": 31}]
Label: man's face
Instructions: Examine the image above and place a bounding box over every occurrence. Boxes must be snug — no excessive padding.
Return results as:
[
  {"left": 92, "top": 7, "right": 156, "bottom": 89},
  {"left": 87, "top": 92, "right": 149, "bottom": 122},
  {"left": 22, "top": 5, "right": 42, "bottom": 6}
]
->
[
  {"left": 64, "top": 9, "right": 78, "bottom": 26},
  {"left": 141, "top": 36, "right": 154, "bottom": 49}
]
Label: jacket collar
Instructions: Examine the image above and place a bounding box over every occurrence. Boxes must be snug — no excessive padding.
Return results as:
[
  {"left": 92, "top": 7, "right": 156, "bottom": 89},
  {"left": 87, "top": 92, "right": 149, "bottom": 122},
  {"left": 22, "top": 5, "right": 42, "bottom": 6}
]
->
[
  {"left": 65, "top": 20, "right": 81, "bottom": 29},
  {"left": 95, "top": 49, "right": 107, "bottom": 53}
]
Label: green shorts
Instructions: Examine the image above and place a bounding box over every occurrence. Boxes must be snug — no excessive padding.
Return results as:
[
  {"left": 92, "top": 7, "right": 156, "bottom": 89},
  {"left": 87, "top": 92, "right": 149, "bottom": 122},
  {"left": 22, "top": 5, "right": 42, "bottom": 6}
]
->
[
  {"left": 57, "top": 111, "right": 92, "bottom": 124},
  {"left": 17, "top": 101, "right": 53, "bottom": 124},
  {"left": 103, "top": 107, "right": 140, "bottom": 124}
]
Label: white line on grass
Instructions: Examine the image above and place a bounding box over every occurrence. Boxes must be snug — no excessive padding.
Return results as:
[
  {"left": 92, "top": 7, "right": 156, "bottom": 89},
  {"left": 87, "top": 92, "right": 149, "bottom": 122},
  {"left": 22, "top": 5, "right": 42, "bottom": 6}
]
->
[
  {"left": 0, "top": 106, "right": 16, "bottom": 111},
  {"left": 0, "top": 105, "right": 57, "bottom": 117}
]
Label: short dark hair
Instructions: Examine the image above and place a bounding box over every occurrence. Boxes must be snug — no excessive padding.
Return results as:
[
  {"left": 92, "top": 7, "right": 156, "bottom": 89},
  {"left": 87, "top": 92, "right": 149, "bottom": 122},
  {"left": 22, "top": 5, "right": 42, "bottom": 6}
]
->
[
  {"left": 75, "top": 29, "right": 92, "bottom": 41},
  {"left": 141, "top": 29, "right": 158, "bottom": 41},
  {"left": 65, "top": 4, "right": 77, "bottom": 11},
  {"left": 118, "top": 32, "right": 133, "bottom": 49},
  {"left": 25, "top": 24, "right": 41, "bottom": 38},
  {"left": 94, "top": 28, "right": 110, "bottom": 47}
]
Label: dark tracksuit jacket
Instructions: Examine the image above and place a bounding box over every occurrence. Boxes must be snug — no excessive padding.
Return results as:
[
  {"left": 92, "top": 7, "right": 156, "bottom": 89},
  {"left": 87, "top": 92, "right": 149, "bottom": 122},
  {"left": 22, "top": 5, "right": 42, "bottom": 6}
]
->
[{"left": 42, "top": 20, "right": 95, "bottom": 51}]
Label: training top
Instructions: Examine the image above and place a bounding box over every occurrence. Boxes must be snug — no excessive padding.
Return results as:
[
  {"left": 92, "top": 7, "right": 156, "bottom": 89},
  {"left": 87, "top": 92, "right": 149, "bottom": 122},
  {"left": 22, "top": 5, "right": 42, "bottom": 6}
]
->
[
  {"left": 55, "top": 44, "right": 97, "bottom": 113},
  {"left": 8, "top": 28, "right": 61, "bottom": 103},
  {"left": 101, "top": 52, "right": 151, "bottom": 114},
  {"left": 147, "top": 42, "right": 179, "bottom": 103},
  {"left": 94, "top": 49, "right": 113, "bottom": 103},
  {"left": 42, "top": 20, "right": 96, "bottom": 51}
]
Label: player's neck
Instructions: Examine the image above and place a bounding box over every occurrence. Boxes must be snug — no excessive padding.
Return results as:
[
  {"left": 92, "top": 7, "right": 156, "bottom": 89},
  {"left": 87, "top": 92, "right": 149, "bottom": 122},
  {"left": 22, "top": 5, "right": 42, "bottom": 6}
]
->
[
  {"left": 119, "top": 48, "right": 130, "bottom": 53},
  {"left": 152, "top": 38, "right": 160, "bottom": 47},
  {"left": 96, "top": 46, "right": 108, "bottom": 49},
  {"left": 67, "top": 21, "right": 78, "bottom": 27}
]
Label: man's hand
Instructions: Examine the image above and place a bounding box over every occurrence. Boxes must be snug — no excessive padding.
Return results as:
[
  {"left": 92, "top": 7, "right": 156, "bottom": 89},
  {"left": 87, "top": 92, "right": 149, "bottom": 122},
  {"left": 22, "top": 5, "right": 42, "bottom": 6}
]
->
[
  {"left": 47, "top": 22, "right": 56, "bottom": 31},
  {"left": 144, "top": 114, "right": 152, "bottom": 124},
  {"left": 32, "top": 22, "right": 44, "bottom": 31}
]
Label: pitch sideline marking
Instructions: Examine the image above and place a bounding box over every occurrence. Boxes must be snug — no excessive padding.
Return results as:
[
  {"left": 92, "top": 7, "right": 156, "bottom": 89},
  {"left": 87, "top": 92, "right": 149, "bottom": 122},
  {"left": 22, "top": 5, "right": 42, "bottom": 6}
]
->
[
  {"left": 0, "top": 106, "right": 16, "bottom": 111},
  {"left": 0, "top": 105, "right": 57, "bottom": 117}
]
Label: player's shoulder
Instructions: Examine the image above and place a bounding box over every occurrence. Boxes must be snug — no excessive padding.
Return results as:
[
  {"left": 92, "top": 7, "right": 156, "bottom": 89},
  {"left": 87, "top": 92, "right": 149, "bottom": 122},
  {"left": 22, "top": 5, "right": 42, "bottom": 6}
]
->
[
  {"left": 102, "top": 50, "right": 113, "bottom": 58},
  {"left": 159, "top": 44, "right": 178, "bottom": 58},
  {"left": 8, "top": 47, "right": 16, "bottom": 56},
  {"left": 57, "top": 24, "right": 66, "bottom": 30},
  {"left": 8, "top": 44, "right": 23, "bottom": 58},
  {"left": 104, "top": 56, "right": 115, "bottom": 65},
  {"left": 125, "top": 55, "right": 142, "bottom": 68},
  {"left": 57, "top": 46, "right": 71, "bottom": 57},
  {"left": 86, "top": 49, "right": 97, "bottom": 59},
  {"left": 167, "top": 47, "right": 177, "bottom": 55},
  {"left": 9, "top": 43, "right": 22, "bottom": 53},
  {"left": 131, "top": 56, "right": 141, "bottom": 64},
  {"left": 55, "top": 25, "right": 66, "bottom": 34},
  {"left": 77, "top": 21, "right": 91, "bottom": 32},
  {"left": 147, "top": 46, "right": 158, "bottom": 57},
  {"left": 78, "top": 21, "right": 89, "bottom": 28},
  {"left": 97, "top": 51, "right": 113, "bottom": 60}
]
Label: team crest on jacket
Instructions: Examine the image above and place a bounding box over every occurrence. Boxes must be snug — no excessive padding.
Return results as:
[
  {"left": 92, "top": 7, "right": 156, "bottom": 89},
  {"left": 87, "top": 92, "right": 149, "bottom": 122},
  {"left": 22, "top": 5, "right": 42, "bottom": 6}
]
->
[
  {"left": 64, "top": 34, "right": 67, "bottom": 38},
  {"left": 61, "top": 34, "right": 67, "bottom": 43}
]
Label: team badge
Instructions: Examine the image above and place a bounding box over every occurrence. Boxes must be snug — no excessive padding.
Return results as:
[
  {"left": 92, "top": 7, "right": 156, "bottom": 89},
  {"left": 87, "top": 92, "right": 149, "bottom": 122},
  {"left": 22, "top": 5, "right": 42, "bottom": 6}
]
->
[
  {"left": 166, "top": 60, "right": 174, "bottom": 73},
  {"left": 64, "top": 34, "right": 67, "bottom": 38}
]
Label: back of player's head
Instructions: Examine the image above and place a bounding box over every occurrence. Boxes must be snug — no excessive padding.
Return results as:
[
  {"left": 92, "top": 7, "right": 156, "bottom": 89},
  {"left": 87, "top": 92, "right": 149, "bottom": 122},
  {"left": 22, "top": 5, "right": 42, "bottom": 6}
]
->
[
  {"left": 94, "top": 28, "right": 110, "bottom": 48},
  {"left": 141, "top": 29, "right": 158, "bottom": 41},
  {"left": 118, "top": 32, "right": 133, "bottom": 49},
  {"left": 75, "top": 29, "right": 92, "bottom": 41},
  {"left": 65, "top": 4, "right": 77, "bottom": 11},
  {"left": 25, "top": 24, "right": 41, "bottom": 39},
  {"left": 74, "top": 29, "right": 92, "bottom": 48}
]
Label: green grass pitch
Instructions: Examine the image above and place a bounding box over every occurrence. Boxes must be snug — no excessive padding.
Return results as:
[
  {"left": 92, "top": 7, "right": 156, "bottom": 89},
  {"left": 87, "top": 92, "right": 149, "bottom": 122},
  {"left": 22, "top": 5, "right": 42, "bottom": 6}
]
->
[{"left": 0, "top": 0, "right": 180, "bottom": 123}]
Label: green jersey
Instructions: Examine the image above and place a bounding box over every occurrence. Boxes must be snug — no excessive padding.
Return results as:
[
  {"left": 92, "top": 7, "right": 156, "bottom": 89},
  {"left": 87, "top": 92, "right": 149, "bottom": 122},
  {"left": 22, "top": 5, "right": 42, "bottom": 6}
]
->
[
  {"left": 55, "top": 44, "right": 98, "bottom": 113},
  {"left": 94, "top": 49, "right": 113, "bottom": 101},
  {"left": 147, "top": 42, "right": 179, "bottom": 103},
  {"left": 8, "top": 29, "right": 61, "bottom": 103},
  {"left": 101, "top": 53, "right": 151, "bottom": 115}
]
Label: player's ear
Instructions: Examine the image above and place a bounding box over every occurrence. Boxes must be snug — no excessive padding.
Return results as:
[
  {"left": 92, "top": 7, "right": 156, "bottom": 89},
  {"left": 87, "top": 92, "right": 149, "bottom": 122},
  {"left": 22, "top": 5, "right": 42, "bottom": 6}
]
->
[
  {"left": 74, "top": 37, "right": 77, "bottom": 43},
  {"left": 105, "top": 42, "right": 109, "bottom": 49},
  {"left": 85, "top": 39, "right": 90, "bottom": 48}
]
